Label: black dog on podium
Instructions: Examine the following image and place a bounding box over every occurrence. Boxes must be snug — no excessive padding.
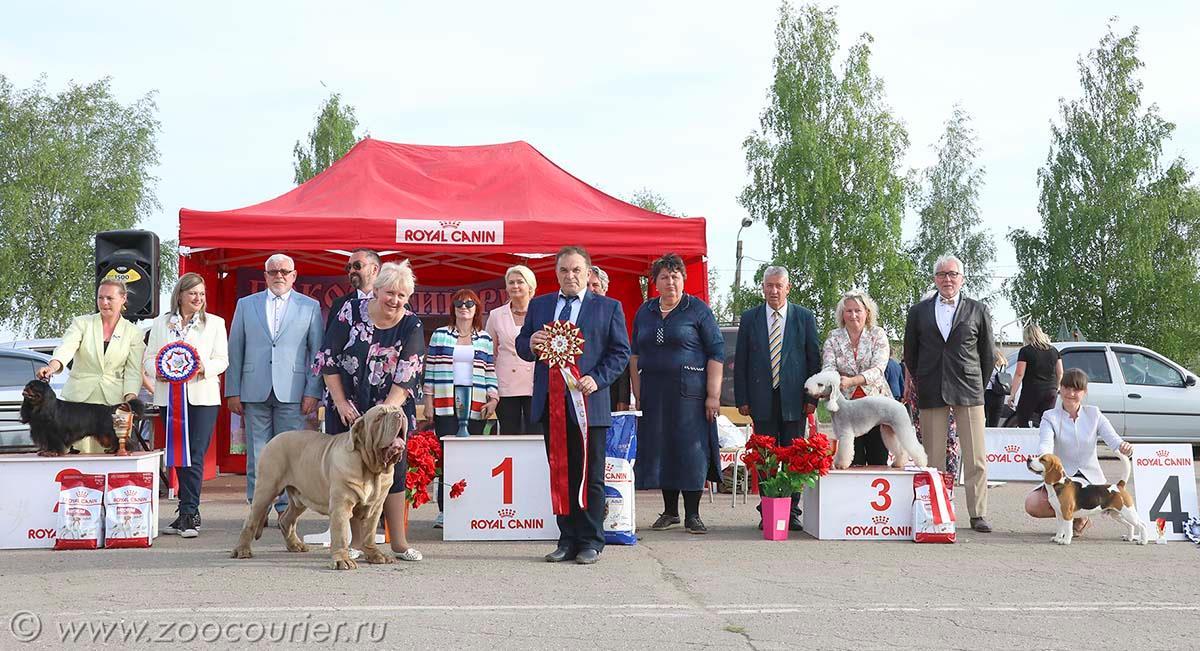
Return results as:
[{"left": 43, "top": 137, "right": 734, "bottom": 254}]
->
[{"left": 19, "top": 380, "right": 144, "bottom": 456}]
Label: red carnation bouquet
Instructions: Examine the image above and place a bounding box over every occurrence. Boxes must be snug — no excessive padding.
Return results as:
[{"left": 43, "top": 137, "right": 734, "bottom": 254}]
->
[
  {"left": 742, "top": 432, "right": 834, "bottom": 498},
  {"left": 404, "top": 428, "right": 442, "bottom": 509}
]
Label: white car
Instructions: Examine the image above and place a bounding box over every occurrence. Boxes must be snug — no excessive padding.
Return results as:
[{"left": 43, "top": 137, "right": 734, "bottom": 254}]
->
[{"left": 1008, "top": 342, "right": 1200, "bottom": 443}]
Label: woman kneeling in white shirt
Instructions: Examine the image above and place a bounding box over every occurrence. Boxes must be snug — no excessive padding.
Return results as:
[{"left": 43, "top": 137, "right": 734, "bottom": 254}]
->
[{"left": 1023, "top": 367, "right": 1133, "bottom": 536}]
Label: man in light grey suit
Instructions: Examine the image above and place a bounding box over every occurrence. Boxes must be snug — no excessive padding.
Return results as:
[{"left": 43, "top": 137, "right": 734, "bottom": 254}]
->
[{"left": 225, "top": 253, "right": 325, "bottom": 514}]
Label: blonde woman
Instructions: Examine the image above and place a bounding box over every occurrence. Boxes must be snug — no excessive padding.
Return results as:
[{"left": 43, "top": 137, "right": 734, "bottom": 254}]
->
[
  {"left": 144, "top": 273, "right": 228, "bottom": 538},
  {"left": 36, "top": 279, "right": 147, "bottom": 453},
  {"left": 485, "top": 265, "right": 538, "bottom": 434},
  {"left": 822, "top": 289, "right": 890, "bottom": 465},
  {"left": 1007, "top": 323, "right": 1063, "bottom": 427}
]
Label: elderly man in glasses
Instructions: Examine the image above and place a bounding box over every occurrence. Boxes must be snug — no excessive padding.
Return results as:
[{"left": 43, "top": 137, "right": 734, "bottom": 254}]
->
[
  {"left": 226, "top": 253, "right": 325, "bottom": 519},
  {"left": 903, "top": 254, "right": 997, "bottom": 533}
]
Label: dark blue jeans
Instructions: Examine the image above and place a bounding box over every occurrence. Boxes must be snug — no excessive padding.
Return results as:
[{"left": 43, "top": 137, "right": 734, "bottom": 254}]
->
[{"left": 177, "top": 404, "right": 219, "bottom": 516}]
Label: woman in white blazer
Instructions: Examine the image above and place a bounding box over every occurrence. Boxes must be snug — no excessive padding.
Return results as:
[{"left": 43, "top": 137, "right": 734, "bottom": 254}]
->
[
  {"left": 37, "top": 279, "right": 147, "bottom": 453},
  {"left": 1024, "top": 367, "right": 1133, "bottom": 536},
  {"left": 143, "top": 273, "right": 229, "bottom": 539}
]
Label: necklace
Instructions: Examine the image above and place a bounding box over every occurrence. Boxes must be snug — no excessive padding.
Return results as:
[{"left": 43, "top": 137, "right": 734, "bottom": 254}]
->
[{"left": 659, "top": 300, "right": 679, "bottom": 315}]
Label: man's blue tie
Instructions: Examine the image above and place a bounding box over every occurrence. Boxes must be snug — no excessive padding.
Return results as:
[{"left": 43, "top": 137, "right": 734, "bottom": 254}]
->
[{"left": 558, "top": 294, "right": 578, "bottom": 322}]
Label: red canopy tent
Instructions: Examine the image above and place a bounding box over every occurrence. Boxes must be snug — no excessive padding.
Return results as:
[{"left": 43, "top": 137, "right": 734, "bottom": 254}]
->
[{"left": 178, "top": 138, "right": 708, "bottom": 473}]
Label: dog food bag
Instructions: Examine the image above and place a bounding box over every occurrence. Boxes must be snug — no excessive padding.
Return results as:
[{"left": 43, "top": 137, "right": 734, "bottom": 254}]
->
[
  {"left": 603, "top": 414, "right": 638, "bottom": 545},
  {"left": 913, "top": 469, "right": 956, "bottom": 544},
  {"left": 105, "top": 472, "right": 154, "bottom": 549},
  {"left": 54, "top": 473, "right": 106, "bottom": 550}
]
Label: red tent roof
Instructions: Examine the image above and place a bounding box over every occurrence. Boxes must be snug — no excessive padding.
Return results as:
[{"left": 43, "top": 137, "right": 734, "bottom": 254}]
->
[{"left": 179, "top": 138, "right": 707, "bottom": 256}]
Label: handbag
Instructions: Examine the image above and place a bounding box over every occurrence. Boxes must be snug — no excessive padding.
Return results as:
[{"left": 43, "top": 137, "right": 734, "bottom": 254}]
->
[{"left": 989, "top": 369, "right": 1012, "bottom": 396}]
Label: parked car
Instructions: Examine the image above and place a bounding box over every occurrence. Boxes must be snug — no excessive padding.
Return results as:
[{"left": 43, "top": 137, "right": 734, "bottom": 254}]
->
[
  {"left": 0, "top": 348, "right": 69, "bottom": 451},
  {"left": 1007, "top": 342, "right": 1200, "bottom": 443}
]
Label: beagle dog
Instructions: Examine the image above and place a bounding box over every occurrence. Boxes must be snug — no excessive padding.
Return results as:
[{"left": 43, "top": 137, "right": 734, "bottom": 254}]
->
[{"left": 1026, "top": 452, "right": 1148, "bottom": 545}]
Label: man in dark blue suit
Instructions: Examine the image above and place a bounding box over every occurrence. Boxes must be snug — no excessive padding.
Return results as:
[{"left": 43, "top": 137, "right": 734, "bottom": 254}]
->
[
  {"left": 734, "top": 266, "right": 821, "bottom": 530},
  {"left": 517, "top": 246, "right": 630, "bottom": 565}
]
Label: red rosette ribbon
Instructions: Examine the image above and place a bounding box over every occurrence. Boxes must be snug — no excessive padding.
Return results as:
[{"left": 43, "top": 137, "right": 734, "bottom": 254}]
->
[
  {"left": 534, "top": 320, "right": 588, "bottom": 515},
  {"left": 156, "top": 341, "right": 200, "bottom": 468}
]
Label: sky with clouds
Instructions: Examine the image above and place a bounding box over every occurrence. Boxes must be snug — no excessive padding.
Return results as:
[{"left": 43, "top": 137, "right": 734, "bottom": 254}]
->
[{"left": 3, "top": 1, "right": 1198, "bottom": 340}]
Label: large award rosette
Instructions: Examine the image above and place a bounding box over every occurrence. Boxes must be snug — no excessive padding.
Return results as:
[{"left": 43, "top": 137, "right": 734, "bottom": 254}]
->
[
  {"left": 535, "top": 320, "right": 588, "bottom": 515},
  {"left": 156, "top": 341, "right": 200, "bottom": 467}
]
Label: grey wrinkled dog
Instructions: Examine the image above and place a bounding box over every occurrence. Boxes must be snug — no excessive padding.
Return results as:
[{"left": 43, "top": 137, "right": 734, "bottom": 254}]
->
[{"left": 804, "top": 369, "right": 928, "bottom": 470}]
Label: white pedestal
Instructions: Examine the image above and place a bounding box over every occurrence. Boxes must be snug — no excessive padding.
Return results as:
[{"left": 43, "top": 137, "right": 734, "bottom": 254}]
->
[
  {"left": 442, "top": 435, "right": 559, "bottom": 541},
  {"left": 984, "top": 427, "right": 1042, "bottom": 482},
  {"left": 0, "top": 452, "right": 163, "bottom": 549},
  {"left": 802, "top": 467, "right": 919, "bottom": 540}
]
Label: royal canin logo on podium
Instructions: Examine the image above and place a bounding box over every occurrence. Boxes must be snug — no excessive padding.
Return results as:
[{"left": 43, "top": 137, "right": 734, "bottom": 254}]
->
[
  {"left": 1136, "top": 449, "right": 1193, "bottom": 468},
  {"left": 470, "top": 506, "right": 544, "bottom": 531},
  {"left": 396, "top": 219, "right": 504, "bottom": 245},
  {"left": 845, "top": 513, "right": 911, "bottom": 538},
  {"left": 987, "top": 444, "right": 1029, "bottom": 464}
]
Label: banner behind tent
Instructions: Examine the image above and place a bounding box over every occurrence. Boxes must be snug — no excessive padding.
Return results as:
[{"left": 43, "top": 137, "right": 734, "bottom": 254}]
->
[{"left": 236, "top": 270, "right": 507, "bottom": 320}]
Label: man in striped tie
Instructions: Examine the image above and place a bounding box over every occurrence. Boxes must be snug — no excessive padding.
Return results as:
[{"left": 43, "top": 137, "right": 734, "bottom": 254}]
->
[{"left": 734, "top": 266, "right": 822, "bottom": 530}]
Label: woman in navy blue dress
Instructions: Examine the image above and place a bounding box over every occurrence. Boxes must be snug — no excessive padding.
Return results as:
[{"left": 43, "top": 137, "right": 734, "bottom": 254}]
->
[
  {"left": 630, "top": 253, "right": 725, "bottom": 535},
  {"left": 316, "top": 261, "right": 424, "bottom": 561}
]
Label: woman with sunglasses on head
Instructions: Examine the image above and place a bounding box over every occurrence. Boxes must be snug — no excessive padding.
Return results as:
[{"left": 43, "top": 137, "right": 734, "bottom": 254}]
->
[{"left": 423, "top": 289, "right": 499, "bottom": 528}]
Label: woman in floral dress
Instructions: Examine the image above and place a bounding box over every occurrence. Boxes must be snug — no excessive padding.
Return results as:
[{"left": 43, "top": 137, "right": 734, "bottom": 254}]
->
[{"left": 317, "top": 261, "right": 425, "bottom": 561}]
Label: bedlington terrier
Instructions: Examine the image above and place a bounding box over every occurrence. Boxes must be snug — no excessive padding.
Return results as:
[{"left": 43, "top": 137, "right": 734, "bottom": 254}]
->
[{"left": 804, "top": 369, "right": 928, "bottom": 470}]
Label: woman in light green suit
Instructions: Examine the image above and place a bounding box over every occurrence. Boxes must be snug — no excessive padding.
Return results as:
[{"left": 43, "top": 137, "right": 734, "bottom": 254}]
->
[{"left": 36, "top": 279, "right": 146, "bottom": 453}]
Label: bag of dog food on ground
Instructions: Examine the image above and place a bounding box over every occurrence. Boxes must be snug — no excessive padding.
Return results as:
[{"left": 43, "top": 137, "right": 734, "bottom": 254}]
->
[
  {"left": 105, "top": 472, "right": 154, "bottom": 548},
  {"left": 55, "top": 473, "right": 106, "bottom": 550},
  {"left": 913, "top": 469, "right": 956, "bottom": 544},
  {"left": 603, "top": 414, "right": 637, "bottom": 545}
]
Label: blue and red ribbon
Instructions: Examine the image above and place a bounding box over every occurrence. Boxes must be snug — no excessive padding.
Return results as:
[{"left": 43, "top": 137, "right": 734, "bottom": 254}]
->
[{"left": 156, "top": 341, "right": 199, "bottom": 468}]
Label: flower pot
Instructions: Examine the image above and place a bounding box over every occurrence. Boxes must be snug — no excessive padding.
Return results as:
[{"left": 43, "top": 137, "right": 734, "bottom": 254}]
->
[{"left": 761, "top": 496, "right": 792, "bottom": 541}]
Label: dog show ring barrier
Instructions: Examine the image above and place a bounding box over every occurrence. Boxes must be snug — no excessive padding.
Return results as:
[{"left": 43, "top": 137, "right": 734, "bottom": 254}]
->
[
  {"left": 0, "top": 451, "right": 163, "bottom": 549},
  {"left": 983, "top": 427, "right": 1042, "bottom": 482},
  {"left": 802, "top": 467, "right": 922, "bottom": 541},
  {"left": 441, "top": 435, "right": 560, "bottom": 541}
]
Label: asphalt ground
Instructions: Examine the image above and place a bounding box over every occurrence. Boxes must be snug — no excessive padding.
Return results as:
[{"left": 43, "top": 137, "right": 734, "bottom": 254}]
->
[{"left": 2, "top": 456, "right": 1198, "bottom": 650}]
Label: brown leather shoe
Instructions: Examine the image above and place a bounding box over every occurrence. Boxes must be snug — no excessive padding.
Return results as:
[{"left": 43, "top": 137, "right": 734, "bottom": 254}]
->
[{"left": 970, "top": 517, "right": 993, "bottom": 533}]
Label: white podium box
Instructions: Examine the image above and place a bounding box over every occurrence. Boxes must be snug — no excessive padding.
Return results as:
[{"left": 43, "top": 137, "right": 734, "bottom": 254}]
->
[
  {"left": 442, "top": 435, "right": 559, "bottom": 541},
  {"left": 802, "top": 468, "right": 921, "bottom": 541},
  {"left": 984, "top": 428, "right": 1042, "bottom": 482},
  {"left": 1131, "top": 444, "right": 1198, "bottom": 541},
  {"left": 0, "top": 452, "right": 163, "bottom": 549}
]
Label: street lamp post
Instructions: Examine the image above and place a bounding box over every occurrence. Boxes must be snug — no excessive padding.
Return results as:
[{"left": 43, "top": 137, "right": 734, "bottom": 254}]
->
[{"left": 733, "top": 217, "right": 753, "bottom": 323}]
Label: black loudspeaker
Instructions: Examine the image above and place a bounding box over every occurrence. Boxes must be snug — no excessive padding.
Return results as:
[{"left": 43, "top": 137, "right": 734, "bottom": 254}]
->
[{"left": 95, "top": 229, "right": 160, "bottom": 321}]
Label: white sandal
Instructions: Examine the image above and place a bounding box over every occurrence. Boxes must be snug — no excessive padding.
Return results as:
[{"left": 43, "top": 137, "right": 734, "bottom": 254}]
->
[{"left": 394, "top": 547, "right": 423, "bottom": 562}]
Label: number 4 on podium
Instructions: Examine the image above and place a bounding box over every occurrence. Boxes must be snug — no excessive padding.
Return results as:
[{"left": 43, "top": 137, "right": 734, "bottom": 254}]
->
[{"left": 1150, "top": 476, "right": 1191, "bottom": 534}]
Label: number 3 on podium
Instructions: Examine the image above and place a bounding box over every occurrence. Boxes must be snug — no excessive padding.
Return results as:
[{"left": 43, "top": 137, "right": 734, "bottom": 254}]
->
[
  {"left": 492, "top": 457, "right": 514, "bottom": 504},
  {"left": 870, "top": 478, "right": 891, "bottom": 511}
]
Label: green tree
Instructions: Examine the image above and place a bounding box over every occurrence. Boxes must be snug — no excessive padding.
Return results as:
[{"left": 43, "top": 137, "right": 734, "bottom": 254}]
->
[
  {"left": 740, "top": 3, "right": 914, "bottom": 336},
  {"left": 1007, "top": 24, "right": 1200, "bottom": 371},
  {"left": 627, "top": 188, "right": 673, "bottom": 216},
  {"left": 292, "top": 92, "right": 362, "bottom": 184},
  {"left": 908, "top": 105, "right": 996, "bottom": 305},
  {"left": 0, "top": 75, "right": 160, "bottom": 337}
]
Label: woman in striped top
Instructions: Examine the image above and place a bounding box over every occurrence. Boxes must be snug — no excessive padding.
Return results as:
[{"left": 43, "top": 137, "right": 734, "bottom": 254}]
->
[{"left": 422, "top": 288, "right": 499, "bottom": 527}]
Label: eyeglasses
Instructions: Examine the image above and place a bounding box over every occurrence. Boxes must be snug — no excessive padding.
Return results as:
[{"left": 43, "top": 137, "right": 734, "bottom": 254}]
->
[
  {"left": 266, "top": 269, "right": 294, "bottom": 277},
  {"left": 934, "top": 271, "right": 962, "bottom": 279},
  {"left": 453, "top": 300, "right": 476, "bottom": 309},
  {"left": 345, "top": 261, "right": 371, "bottom": 272}
]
